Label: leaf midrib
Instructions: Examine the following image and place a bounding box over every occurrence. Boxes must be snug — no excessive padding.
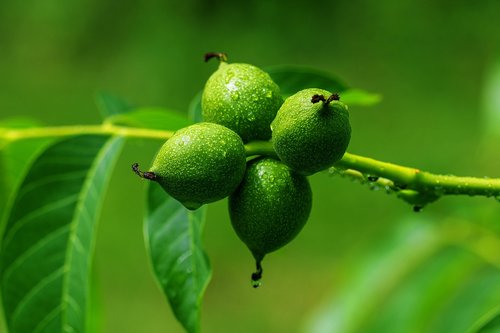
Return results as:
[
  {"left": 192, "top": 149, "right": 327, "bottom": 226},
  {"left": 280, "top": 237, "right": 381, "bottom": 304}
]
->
[{"left": 60, "top": 136, "right": 123, "bottom": 332}]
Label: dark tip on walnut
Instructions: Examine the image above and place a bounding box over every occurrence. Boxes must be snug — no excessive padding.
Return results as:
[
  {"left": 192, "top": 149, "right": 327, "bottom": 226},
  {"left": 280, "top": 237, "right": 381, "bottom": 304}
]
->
[
  {"left": 143, "top": 172, "right": 157, "bottom": 181},
  {"left": 312, "top": 93, "right": 340, "bottom": 105},
  {"left": 251, "top": 272, "right": 261, "bottom": 281},
  {"left": 326, "top": 94, "right": 340, "bottom": 104},
  {"left": 204, "top": 52, "right": 228, "bottom": 63},
  {"left": 132, "top": 162, "right": 157, "bottom": 181},
  {"left": 311, "top": 94, "right": 326, "bottom": 104}
]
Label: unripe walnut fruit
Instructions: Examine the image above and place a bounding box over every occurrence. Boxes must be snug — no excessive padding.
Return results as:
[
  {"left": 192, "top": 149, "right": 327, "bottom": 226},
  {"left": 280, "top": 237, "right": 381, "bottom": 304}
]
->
[
  {"left": 229, "top": 157, "right": 312, "bottom": 279},
  {"left": 149, "top": 122, "right": 246, "bottom": 210},
  {"left": 271, "top": 88, "right": 351, "bottom": 175},
  {"left": 202, "top": 55, "right": 283, "bottom": 142}
]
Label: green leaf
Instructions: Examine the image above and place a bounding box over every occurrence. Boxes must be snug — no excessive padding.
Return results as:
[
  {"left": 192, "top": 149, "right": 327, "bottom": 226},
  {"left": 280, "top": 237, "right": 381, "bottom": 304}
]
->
[
  {"left": 0, "top": 135, "right": 124, "bottom": 333},
  {"left": 1, "top": 138, "right": 56, "bottom": 238},
  {"left": 265, "top": 65, "right": 380, "bottom": 106},
  {"left": 470, "top": 307, "right": 500, "bottom": 333},
  {"left": 144, "top": 182, "right": 211, "bottom": 333},
  {"left": 429, "top": 270, "right": 500, "bottom": 333},
  {"left": 481, "top": 60, "right": 500, "bottom": 139},
  {"left": 95, "top": 92, "right": 133, "bottom": 118},
  {"left": 265, "top": 65, "right": 348, "bottom": 97},
  {"left": 303, "top": 218, "right": 500, "bottom": 333},
  {"left": 341, "top": 88, "right": 382, "bottom": 106},
  {"left": 1, "top": 119, "right": 54, "bottom": 239},
  {"left": 104, "top": 107, "right": 191, "bottom": 131},
  {"left": 188, "top": 91, "right": 203, "bottom": 123}
]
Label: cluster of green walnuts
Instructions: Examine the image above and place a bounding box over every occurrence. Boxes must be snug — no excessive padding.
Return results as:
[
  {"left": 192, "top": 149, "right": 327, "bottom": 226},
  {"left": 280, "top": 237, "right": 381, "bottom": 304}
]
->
[{"left": 134, "top": 53, "right": 351, "bottom": 286}]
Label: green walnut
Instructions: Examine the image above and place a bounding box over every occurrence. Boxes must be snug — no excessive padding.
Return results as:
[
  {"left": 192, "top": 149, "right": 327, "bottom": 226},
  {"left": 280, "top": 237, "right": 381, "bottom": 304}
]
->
[
  {"left": 271, "top": 88, "right": 351, "bottom": 175},
  {"left": 201, "top": 52, "right": 283, "bottom": 142},
  {"left": 229, "top": 157, "right": 312, "bottom": 287},
  {"left": 133, "top": 122, "right": 246, "bottom": 210}
]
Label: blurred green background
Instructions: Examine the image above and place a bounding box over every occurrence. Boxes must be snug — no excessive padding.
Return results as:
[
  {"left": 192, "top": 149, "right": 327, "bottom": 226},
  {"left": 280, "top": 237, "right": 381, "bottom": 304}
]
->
[{"left": 1, "top": 1, "right": 500, "bottom": 332}]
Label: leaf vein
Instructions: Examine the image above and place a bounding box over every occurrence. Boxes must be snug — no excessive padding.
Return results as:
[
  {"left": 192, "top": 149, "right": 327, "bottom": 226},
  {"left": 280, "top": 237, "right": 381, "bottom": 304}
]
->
[
  {"left": 10, "top": 267, "right": 66, "bottom": 324},
  {"left": 2, "top": 194, "right": 79, "bottom": 249},
  {"left": 32, "top": 305, "right": 63, "bottom": 333},
  {"left": 16, "top": 170, "right": 87, "bottom": 202},
  {"left": 2, "top": 224, "right": 70, "bottom": 284}
]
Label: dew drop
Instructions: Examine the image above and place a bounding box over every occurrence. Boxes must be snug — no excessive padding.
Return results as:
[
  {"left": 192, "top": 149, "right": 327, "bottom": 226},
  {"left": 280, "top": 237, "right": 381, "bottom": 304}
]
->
[
  {"left": 225, "top": 70, "right": 235, "bottom": 84},
  {"left": 485, "top": 184, "right": 494, "bottom": 197},
  {"left": 178, "top": 135, "right": 191, "bottom": 146},
  {"left": 328, "top": 168, "right": 339, "bottom": 176},
  {"left": 251, "top": 279, "right": 262, "bottom": 288},
  {"left": 251, "top": 261, "right": 263, "bottom": 288},
  {"left": 231, "top": 92, "right": 240, "bottom": 100},
  {"left": 434, "top": 186, "right": 444, "bottom": 196},
  {"left": 413, "top": 205, "right": 423, "bottom": 212}
]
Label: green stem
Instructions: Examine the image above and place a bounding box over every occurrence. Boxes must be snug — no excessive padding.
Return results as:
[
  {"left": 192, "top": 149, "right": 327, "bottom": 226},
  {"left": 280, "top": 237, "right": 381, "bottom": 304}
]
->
[
  {"left": 244, "top": 140, "right": 500, "bottom": 205},
  {"left": 1, "top": 124, "right": 173, "bottom": 142},
  {"left": 244, "top": 140, "right": 278, "bottom": 158},
  {"left": 2, "top": 125, "right": 499, "bottom": 205},
  {"left": 334, "top": 153, "right": 500, "bottom": 197}
]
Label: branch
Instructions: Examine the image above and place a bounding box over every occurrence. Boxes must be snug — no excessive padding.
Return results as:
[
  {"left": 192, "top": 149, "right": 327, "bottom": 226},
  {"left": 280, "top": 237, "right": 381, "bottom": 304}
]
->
[
  {"left": 245, "top": 140, "right": 500, "bottom": 209},
  {"left": 1, "top": 124, "right": 172, "bottom": 142},
  {"left": 2, "top": 125, "right": 499, "bottom": 209}
]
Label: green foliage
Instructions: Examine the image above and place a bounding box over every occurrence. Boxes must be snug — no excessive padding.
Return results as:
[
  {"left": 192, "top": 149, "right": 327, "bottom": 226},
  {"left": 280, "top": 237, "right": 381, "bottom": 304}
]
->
[
  {"left": 303, "top": 219, "right": 500, "bottom": 333},
  {"left": 188, "top": 92, "right": 204, "bottom": 124},
  {"left": 266, "top": 66, "right": 381, "bottom": 106},
  {"left": 482, "top": 61, "right": 500, "bottom": 140},
  {"left": 145, "top": 182, "right": 210, "bottom": 333},
  {"left": 0, "top": 135, "right": 123, "bottom": 333},
  {"left": 472, "top": 308, "right": 500, "bottom": 333},
  {"left": 266, "top": 65, "right": 348, "bottom": 97},
  {"left": 0, "top": 118, "right": 54, "bottom": 226},
  {"left": 104, "top": 107, "right": 191, "bottom": 131},
  {"left": 0, "top": 139, "right": 55, "bottom": 230},
  {"left": 95, "top": 93, "right": 134, "bottom": 118}
]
